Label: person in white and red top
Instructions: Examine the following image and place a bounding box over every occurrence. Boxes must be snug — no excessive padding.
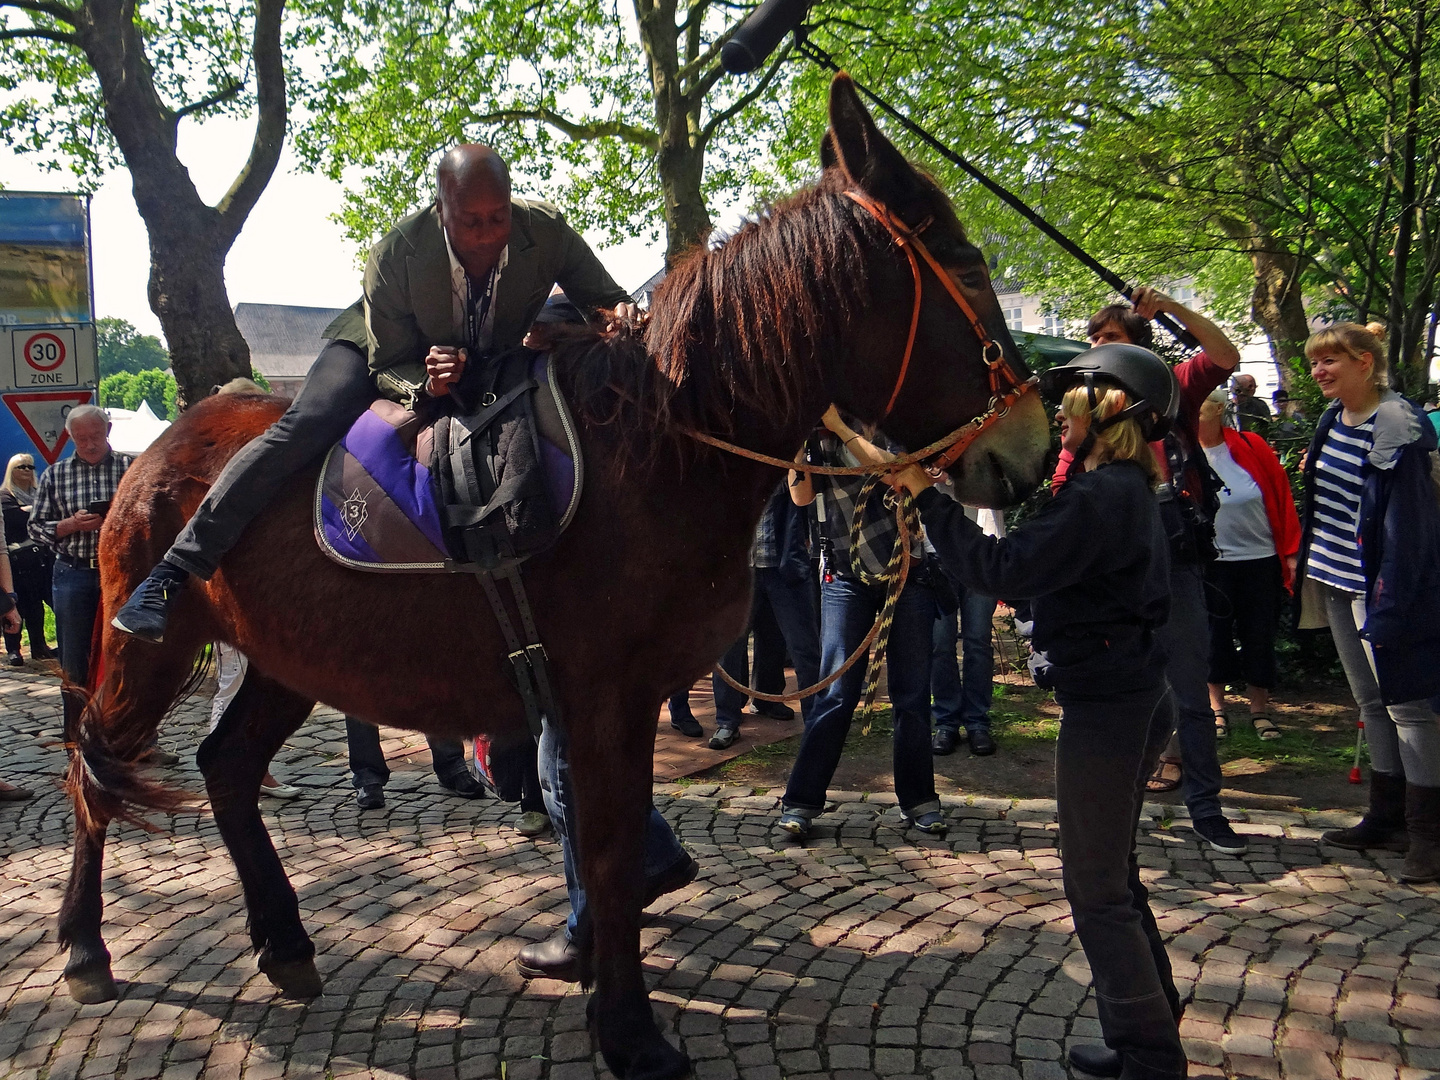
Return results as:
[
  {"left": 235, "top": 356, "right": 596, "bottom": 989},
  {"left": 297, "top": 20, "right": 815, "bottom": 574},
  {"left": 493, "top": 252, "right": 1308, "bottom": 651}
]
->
[{"left": 1051, "top": 289, "right": 1250, "bottom": 874}]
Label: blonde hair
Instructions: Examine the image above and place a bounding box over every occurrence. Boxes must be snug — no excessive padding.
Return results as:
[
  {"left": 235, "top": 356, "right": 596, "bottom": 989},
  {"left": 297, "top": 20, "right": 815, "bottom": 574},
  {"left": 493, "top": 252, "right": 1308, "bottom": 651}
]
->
[
  {"left": 2, "top": 453, "right": 35, "bottom": 494},
  {"left": 1062, "top": 383, "right": 1160, "bottom": 482},
  {"left": 1305, "top": 321, "right": 1389, "bottom": 389}
]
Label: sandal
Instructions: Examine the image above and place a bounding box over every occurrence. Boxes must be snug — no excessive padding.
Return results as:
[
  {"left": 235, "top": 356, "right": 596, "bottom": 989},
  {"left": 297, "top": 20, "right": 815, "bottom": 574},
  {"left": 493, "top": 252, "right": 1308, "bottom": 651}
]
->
[
  {"left": 1146, "top": 757, "right": 1183, "bottom": 793},
  {"left": 1213, "top": 709, "right": 1229, "bottom": 740},
  {"left": 1252, "top": 713, "right": 1282, "bottom": 741}
]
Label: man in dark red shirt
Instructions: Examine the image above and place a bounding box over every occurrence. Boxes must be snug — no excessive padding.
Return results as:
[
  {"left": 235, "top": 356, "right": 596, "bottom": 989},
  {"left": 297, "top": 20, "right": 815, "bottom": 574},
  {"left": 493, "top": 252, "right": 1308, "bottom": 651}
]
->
[{"left": 1054, "top": 289, "right": 1249, "bottom": 856}]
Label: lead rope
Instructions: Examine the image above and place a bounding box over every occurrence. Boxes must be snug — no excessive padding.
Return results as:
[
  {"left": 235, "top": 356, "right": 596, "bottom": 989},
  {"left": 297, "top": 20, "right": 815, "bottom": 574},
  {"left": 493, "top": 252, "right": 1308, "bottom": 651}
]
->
[{"left": 710, "top": 475, "right": 919, "bottom": 728}]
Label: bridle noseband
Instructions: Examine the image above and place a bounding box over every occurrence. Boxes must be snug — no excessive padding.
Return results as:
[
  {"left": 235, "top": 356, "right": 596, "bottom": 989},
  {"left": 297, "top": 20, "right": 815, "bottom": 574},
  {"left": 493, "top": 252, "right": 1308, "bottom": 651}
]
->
[{"left": 842, "top": 190, "right": 1038, "bottom": 474}]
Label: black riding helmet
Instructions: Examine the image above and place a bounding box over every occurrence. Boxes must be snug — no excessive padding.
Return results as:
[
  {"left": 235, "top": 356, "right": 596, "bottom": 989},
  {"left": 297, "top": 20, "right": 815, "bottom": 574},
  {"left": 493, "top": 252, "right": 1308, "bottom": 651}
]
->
[{"left": 1037, "top": 343, "right": 1181, "bottom": 441}]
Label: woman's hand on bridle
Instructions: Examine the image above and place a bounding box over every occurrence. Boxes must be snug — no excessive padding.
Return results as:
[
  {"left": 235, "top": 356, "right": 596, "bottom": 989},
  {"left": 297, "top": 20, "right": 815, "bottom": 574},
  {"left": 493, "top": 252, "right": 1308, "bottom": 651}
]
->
[{"left": 888, "top": 464, "right": 932, "bottom": 497}]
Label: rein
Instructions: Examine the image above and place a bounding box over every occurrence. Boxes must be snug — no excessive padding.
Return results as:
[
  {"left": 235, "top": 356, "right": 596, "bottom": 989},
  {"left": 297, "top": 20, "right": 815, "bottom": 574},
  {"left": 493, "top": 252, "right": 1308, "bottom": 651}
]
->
[{"left": 701, "top": 188, "right": 1038, "bottom": 715}]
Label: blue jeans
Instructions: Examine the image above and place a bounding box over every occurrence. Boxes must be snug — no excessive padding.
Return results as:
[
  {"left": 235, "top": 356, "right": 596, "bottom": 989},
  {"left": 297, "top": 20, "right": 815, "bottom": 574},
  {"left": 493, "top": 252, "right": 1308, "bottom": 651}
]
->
[
  {"left": 537, "top": 716, "right": 689, "bottom": 940},
  {"left": 783, "top": 573, "right": 940, "bottom": 819},
  {"left": 1156, "top": 563, "right": 1224, "bottom": 822},
  {"left": 931, "top": 585, "right": 998, "bottom": 736},
  {"left": 714, "top": 567, "right": 821, "bottom": 732},
  {"left": 52, "top": 560, "right": 100, "bottom": 685}
]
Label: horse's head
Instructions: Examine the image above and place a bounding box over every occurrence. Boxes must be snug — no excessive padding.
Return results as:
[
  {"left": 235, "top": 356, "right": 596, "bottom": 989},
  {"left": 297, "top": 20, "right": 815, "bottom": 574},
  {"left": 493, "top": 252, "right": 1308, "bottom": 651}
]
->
[{"left": 818, "top": 75, "right": 1051, "bottom": 507}]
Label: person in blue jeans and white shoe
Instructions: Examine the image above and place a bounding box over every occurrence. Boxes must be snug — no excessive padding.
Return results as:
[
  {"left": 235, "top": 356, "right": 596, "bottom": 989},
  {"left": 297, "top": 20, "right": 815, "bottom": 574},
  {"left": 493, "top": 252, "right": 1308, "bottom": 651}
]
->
[{"left": 778, "top": 407, "right": 945, "bottom": 843}]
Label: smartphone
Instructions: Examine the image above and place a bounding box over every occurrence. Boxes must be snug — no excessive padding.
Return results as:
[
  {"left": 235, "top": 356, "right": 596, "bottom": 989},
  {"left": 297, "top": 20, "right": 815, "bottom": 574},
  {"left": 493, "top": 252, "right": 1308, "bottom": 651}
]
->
[{"left": 86, "top": 500, "right": 111, "bottom": 516}]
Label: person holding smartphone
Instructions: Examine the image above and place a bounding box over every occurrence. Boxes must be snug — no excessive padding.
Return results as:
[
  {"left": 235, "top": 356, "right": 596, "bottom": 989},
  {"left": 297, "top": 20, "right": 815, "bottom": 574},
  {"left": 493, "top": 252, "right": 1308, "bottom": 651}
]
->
[{"left": 891, "top": 345, "right": 1187, "bottom": 1080}]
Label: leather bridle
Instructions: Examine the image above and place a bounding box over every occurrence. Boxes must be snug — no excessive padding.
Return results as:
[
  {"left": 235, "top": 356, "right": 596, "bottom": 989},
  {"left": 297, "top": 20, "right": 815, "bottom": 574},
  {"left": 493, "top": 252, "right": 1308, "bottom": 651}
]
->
[{"left": 842, "top": 189, "right": 1038, "bottom": 474}]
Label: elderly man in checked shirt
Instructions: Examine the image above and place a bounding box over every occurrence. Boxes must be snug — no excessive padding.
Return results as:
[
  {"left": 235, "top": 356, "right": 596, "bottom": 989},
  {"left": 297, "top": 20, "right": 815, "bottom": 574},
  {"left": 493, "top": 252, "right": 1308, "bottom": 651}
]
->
[{"left": 29, "top": 405, "right": 133, "bottom": 691}]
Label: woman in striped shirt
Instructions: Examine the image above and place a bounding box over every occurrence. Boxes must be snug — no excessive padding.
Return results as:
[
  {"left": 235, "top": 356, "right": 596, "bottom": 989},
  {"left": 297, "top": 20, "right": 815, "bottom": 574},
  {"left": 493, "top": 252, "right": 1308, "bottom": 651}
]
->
[{"left": 1294, "top": 322, "right": 1440, "bottom": 884}]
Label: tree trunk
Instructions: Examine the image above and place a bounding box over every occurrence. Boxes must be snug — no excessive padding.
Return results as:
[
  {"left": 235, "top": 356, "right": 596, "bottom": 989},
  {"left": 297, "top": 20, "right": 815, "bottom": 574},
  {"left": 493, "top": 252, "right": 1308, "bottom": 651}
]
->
[
  {"left": 74, "top": 0, "right": 286, "bottom": 408},
  {"left": 635, "top": 0, "right": 713, "bottom": 264},
  {"left": 1219, "top": 216, "right": 1308, "bottom": 393}
]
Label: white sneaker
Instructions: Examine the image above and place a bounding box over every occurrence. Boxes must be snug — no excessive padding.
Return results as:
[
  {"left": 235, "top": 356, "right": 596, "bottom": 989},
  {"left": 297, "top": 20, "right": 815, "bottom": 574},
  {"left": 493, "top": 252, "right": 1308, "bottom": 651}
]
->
[{"left": 260, "top": 781, "right": 301, "bottom": 799}]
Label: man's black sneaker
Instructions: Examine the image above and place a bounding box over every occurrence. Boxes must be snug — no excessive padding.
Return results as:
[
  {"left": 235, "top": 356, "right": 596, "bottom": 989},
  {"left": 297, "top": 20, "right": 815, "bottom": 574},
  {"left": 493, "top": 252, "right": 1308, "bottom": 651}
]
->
[
  {"left": 750, "top": 700, "right": 795, "bottom": 721},
  {"left": 111, "top": 564, "right": 189, "bottom": 643},
  {"left": 968, "top": 729, "right": 997, "bottom": 756},
  {"left": 1067, "top": 1043, "right": 1122, "bottom": 1077},
  {"left": 441, "top": 773, "right": 487, "bottom": 799},
  {"left": 670, "top": 713, "right": 703, "bottom": 738},
  {"left": 355, "top": 784, "right": 385, "bottom": 810},
  {"left": 1193, "top": 814, "right": 1248, "bottom": 856}
]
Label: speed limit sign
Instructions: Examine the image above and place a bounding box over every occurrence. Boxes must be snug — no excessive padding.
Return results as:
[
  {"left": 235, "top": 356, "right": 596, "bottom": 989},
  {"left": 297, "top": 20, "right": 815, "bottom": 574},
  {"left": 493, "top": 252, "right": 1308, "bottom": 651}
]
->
[{"left": 13, "top": 327, "right": 79, "bottom": 387}]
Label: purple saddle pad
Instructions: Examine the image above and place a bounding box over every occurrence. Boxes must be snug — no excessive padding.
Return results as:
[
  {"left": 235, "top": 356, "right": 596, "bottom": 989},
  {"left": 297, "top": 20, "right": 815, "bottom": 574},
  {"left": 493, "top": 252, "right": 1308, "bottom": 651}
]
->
[{"left": 314, "top": 352, "right": 582, "bottom": 573}]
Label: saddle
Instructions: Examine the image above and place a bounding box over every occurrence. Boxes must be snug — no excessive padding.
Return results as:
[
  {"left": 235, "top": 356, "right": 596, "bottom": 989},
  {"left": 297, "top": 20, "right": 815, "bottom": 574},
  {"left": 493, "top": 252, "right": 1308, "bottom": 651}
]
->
[
  {"left": 313, "top": 348, "right": 582, "bottom": 741},
  {"left": 314, "top": 348, "right": 583, "bottom": 575}
]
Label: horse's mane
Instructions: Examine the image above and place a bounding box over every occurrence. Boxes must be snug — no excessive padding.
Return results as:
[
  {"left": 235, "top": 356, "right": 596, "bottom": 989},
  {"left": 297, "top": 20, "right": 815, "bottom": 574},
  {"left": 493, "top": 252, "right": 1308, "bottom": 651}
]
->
[{"left": 554, "top": 175, "right": 888, "bottom": 450}]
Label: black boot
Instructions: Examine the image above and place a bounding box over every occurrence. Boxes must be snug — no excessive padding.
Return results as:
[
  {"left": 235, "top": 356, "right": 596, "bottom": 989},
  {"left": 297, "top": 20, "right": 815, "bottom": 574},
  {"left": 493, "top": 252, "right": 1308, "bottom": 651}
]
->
[
  {"left": 1401, "top": 783, "right": 1440, "bottom": 884},
  {"left": 1323, "top": 770, "right": 1408, "bottom": 852}
]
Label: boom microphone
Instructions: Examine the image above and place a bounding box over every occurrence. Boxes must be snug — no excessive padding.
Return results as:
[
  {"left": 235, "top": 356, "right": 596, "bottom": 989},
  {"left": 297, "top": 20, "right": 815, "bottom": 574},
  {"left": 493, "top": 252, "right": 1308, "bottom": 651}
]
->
[{"left": 721, "top": 0, "right": 812, "bottom": 74}]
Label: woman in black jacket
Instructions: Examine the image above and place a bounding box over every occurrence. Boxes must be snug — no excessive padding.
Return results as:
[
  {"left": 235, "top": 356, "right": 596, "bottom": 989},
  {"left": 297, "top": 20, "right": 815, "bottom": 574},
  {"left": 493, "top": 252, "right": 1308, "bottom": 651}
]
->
[
  {"left": 892, "top": 345, "right": 1187, "bottom": 1080},
  {"left": 0, "top": 453, "right": 53, "bottom": 665}
]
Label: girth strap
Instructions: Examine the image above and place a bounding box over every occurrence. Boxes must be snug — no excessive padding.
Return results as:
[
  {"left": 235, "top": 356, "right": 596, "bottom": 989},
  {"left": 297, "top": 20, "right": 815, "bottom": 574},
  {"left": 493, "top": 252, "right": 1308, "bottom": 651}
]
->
[{"left": 473, "top": 565, "right": 557, "bottom": 741}]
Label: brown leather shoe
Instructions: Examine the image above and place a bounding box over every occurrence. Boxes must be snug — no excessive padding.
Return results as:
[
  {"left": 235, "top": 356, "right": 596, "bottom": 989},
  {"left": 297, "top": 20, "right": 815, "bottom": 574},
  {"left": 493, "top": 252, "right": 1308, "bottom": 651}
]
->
[{"left": 517, "top": 931, "right": 580, "bottom": 982}]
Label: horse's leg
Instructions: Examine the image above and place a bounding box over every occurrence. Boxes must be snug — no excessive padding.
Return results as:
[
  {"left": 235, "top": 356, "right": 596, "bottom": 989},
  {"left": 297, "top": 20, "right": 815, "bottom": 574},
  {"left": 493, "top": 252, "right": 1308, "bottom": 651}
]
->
[
  {"left": 58, "top": 642, "right": 201, "bottom": 1003},
  {"left": 196, "top": 667, "right": 322, "bottom": 998},
  {"left": 572, "top": 696, "right": 690, "bottom": 1080}
]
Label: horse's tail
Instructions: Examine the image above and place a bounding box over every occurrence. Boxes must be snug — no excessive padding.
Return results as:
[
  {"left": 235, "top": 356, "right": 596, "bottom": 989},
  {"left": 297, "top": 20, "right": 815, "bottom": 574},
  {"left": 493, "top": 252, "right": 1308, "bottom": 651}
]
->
[{"left": 63, "top": 646, "right": 212, "bottom": 835}]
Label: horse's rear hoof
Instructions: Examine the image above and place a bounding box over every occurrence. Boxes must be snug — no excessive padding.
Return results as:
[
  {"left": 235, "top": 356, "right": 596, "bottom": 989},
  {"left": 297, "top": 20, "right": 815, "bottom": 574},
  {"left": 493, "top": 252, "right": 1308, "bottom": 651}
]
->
[
  {"left": 258, "top": 955, "right": 322, "bottom": 998},
  {"left": 64, "top": 965, "right": 118, "bottom": 1004}
]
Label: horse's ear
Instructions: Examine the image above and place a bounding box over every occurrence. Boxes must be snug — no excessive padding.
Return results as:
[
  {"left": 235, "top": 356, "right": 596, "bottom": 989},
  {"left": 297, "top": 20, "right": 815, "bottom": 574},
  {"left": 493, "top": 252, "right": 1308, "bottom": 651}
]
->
[
  {"left": 826, "top": 73, "right": 925, "bottom": 206},
  {"left": 820, "top": 131, "right": 838, "bottom": 170}
]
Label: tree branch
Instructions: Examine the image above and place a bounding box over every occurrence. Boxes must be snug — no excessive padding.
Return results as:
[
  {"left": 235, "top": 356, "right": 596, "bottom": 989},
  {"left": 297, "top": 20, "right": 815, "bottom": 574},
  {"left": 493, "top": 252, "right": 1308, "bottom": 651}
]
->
[
  {"left": 215, "top": 0, "right": 286, "bottom": 242},
  {"left": 171, "top": 80, "right": 243, "bottom": 122},
  {"left": 0, "top": 24, "right": 75, "bottom": 43},
  {"left": 696, "top": 39, "right": 789, "bottom": 142},
  {"left": 471, "top": 106, "right": 659, "bottom": 150},
  {"left": 0, "top": 0, "right": 79, "bottom": 25}
]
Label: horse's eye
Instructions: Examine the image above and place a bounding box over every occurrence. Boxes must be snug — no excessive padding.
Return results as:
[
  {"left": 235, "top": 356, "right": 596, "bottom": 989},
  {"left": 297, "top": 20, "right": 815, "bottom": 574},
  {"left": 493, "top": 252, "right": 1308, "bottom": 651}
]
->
[{"left": 959, "top": 270, "right": 987, "bottom": 290}]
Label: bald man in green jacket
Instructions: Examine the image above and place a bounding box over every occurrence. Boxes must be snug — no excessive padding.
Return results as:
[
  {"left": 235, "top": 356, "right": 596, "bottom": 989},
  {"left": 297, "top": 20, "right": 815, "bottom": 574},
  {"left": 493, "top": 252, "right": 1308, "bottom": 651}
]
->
[{"left": 114, "top": 145, "right": 636, "bottom": 642}]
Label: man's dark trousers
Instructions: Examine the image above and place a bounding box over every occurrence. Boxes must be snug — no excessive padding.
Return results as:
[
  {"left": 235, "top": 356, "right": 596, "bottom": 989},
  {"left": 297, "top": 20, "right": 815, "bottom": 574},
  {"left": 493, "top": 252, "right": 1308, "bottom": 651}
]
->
[
  {"left": 345, "top": 716, "right": 471, "bottom": 790},
  {"left": 165, "top": 342, "right": 375, "bottom": 579}
]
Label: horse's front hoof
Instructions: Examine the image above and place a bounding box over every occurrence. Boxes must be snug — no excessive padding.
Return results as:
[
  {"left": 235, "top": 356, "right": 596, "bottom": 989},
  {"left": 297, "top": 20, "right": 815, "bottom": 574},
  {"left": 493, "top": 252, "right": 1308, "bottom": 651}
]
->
[
  {"left": 599, "top": 1023, "right": 690, "bottom": 1080},
  {"left": 258, "top": 954, "right": 322, "bottom": 998},
  {"left": 64, "top": 962, "right": 118, "bottom": 1004}
]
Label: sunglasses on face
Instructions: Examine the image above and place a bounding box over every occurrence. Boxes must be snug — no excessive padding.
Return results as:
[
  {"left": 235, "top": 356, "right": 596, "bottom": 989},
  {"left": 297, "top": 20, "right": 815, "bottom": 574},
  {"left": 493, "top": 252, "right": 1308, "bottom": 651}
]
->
[{"left": 14, "top": 465, "right": 33, "bottom": 471}]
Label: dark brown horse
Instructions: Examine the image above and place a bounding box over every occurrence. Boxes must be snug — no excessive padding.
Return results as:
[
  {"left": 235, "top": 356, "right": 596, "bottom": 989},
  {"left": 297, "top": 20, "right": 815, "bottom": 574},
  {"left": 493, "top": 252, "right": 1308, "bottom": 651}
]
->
[{"left": 57, "top": 76, "right": 1050, "bottom": 1080}]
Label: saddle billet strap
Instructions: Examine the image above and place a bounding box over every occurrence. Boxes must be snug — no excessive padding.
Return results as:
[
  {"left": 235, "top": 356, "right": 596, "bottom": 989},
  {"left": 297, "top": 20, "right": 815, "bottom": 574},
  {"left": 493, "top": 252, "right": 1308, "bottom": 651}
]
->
[{"left": 473, "top": 568, "right": 550, "bottom": 741}]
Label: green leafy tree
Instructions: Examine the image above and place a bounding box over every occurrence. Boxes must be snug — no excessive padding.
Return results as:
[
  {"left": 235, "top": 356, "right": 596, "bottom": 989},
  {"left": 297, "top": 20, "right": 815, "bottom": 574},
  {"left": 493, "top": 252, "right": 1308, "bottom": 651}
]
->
[
  {"left": 299, "top": 0, "right": 792, "bottom": 263},
  {"left": 99, "top": 369, "right": 174, "bottom": 416},
  {"left": 0, "top": 0, "right": 299, "bottom": 406},
  {"left": 95, "top": 316, "right": 168, "bottom": 377},
  {"left": 780, "top": 0, "right": 1440, "bottom": 393}
]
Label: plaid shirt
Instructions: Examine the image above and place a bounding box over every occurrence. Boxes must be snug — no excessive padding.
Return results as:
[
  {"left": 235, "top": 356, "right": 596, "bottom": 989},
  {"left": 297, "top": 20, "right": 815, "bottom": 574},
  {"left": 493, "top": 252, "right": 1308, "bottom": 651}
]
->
[
  {"left": 29, "top": 450, "right": 133, "bottom": 564},
  {"left": 807, "top": 429, "right": 920, "bottom": 580}
]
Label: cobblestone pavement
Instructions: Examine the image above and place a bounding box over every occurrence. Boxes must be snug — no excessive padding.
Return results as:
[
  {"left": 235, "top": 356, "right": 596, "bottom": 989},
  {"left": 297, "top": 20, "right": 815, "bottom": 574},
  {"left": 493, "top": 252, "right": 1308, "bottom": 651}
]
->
[{"left": 3, "top": 667, "right": 1439, "bottom": 1080}]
